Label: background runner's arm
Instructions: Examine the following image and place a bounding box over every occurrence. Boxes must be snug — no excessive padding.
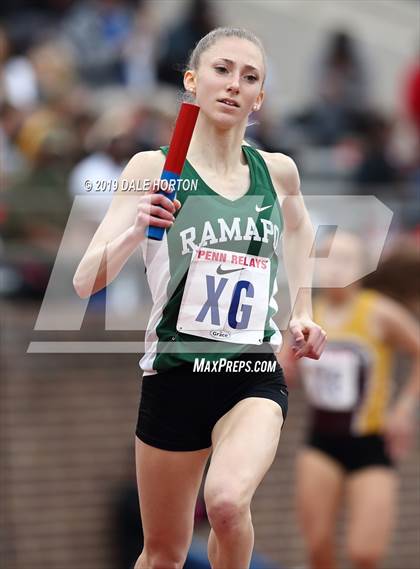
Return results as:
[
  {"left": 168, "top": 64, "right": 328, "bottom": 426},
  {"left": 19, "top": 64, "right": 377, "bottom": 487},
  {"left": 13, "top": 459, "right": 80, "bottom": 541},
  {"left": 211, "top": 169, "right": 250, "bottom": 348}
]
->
[
  {"left": 378, "top": 296, "right": 420, "bottom": 459},
  {"left": 378, "top": 297, "right": 420, "bottom": 408}
]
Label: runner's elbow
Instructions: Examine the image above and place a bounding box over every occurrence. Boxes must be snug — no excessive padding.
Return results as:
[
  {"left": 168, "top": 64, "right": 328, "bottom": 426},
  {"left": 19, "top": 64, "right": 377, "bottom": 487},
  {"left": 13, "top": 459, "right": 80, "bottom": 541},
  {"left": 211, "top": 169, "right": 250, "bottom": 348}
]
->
[
  {"left": 73, "top": 272, "right": 91, "bottom": 299},
  {"left": 73, "top": 265, "right": 105, "bottom": 299}
]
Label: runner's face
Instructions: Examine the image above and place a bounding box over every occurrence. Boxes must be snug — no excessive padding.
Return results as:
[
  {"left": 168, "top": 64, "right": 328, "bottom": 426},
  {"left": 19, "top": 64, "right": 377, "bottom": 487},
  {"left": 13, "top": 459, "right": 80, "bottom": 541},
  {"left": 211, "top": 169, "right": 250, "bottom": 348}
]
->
[
  {"left": 186, "top": 37, "right": 265, "bottom": 128},
  {"left": 318, "top": 234, "right": 364, "bottom": 293}
]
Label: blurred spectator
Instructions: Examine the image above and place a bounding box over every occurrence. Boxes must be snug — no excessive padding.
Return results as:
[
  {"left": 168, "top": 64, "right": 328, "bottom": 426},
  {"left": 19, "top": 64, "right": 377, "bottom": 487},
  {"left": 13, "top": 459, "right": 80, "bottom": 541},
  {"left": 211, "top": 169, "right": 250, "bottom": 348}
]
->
[
  {"left": 0, "top": 0, "right": 73, "bottom": 23},
  {"left": 52, "top": 84, "right": 98, "bottom": 162},
  {"left": 0, "top": 102, "right": 28, "bottom": 186},
  {"left": 123, "top": 0, "right": 158, "bottom": 96},
  {"left": 62, "top": 0, "right": 134, "bottom": 86},
  {"left": 135, "top": 91, "right": 178, "bottom": 150},
  {"left": 3, "top": 108, "right": 76, "bottom": 253},
  {"left": 353, "top": 113, "right": 402, "bottom": 189},
  {"left": 0, "top": 25, "right": 39, "bottom": 109},
  {"left": 69, "top": 105, "right": 139, "bottom": 222},
  {"left": 0, "top": 106, "right": 77, "bottom": 297},
  {"left": 156, "top": 0, "right": 217, "bottom": 89},
  {"left": 296, "top": 30, "right": 371, "bottom": 146},
  {"left": 246, "top": 105, "right": 296, "bottom": 155},
  {"left": 399, "top": 52, "right": 420, "bottom": 202},
  {"left": 403, "top": 51, "right": 420, "bottom": 139},
  {"left": 29, "top": 39, "right": 78, "bottom": 103}
]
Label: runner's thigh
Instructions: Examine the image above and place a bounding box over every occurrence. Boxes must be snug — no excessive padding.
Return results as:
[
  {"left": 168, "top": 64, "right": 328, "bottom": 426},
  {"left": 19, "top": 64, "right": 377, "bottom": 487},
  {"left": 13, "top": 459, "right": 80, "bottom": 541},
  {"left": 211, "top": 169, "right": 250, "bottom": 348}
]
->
[
  {"left": 296, "top": 448, "right": 344, "bottom": 541},
  {"left": 205, "top": 397, "right": 283, "bottom": 502},
  {"left": 136, "top": 438, "right": 211, "bottom": 549},
  {"left": 346, "top": 467, "right": 398, "bottom": 559}
]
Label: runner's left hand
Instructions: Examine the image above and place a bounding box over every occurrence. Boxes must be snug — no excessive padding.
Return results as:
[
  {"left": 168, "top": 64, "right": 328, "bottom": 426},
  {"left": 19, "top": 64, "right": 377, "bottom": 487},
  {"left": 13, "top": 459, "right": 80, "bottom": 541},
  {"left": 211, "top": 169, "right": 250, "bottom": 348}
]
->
[{"left": 289, "top": 317, "right": 327, "bottom": 360}]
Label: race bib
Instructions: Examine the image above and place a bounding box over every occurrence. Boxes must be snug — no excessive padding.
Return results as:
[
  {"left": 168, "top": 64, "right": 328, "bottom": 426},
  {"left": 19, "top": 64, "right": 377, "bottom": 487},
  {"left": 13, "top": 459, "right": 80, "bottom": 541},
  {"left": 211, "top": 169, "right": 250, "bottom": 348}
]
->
[
  {"left": 176, "top": 247, "right": 271, "bottom": 344},
  {"left": 301, "top": 349, "right": 360, "bottom": 411}
]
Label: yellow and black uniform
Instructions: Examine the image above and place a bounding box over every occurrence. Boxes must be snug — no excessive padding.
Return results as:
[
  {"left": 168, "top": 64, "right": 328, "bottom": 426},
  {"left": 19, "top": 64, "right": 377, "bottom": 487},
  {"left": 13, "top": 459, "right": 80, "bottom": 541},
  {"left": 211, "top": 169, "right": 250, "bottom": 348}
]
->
[{"left": 300, "top": 289, "right": 394, "bottom": 470}]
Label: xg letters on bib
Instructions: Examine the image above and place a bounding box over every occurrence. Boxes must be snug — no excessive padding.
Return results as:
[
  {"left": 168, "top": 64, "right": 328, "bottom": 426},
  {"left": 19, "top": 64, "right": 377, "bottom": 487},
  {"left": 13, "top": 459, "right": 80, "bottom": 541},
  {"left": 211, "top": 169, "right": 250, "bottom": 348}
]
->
[{"left": 177, "top": 247, "right": 270, "bottom": 344}]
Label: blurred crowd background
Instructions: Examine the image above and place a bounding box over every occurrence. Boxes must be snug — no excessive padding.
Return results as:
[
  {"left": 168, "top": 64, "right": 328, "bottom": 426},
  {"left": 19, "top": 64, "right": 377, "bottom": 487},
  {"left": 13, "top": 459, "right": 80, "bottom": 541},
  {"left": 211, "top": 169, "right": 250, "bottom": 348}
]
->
[{"left": 0, "top": 1, "right": 419, "bottom": 569}]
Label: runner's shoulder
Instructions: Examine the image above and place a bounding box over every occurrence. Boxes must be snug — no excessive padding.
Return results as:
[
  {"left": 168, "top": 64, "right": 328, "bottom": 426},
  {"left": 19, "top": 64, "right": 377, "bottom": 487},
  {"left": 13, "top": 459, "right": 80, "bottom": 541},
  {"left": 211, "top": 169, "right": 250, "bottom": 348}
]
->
[
  {"left": 112, "top": 150, "right": 166, "bottom": 198},
  {"left": 256, "top": 149, "right": 301, "bottom": 196},
  {"left": 121, "top": 150, "right": 166, "bottom": 181},
  {"left": 371, "top": 291, "right": 409, "bottom": 326}
]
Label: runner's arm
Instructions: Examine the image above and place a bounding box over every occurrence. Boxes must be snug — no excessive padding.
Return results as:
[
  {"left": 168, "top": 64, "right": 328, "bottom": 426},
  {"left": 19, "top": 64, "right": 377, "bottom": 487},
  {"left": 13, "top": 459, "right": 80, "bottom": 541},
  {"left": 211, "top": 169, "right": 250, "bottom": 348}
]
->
[
  {"left": 73, "top": 151, "right": 175, "bottom": 298},
  {"left": 377, "top": 296, "right": 420, "bottom": 409},
  {"left": 377, "top": 295, "right": 420, "bottom": 459},
  {"left": 267, "top": 154, "right": 326, "bottom": 359}
]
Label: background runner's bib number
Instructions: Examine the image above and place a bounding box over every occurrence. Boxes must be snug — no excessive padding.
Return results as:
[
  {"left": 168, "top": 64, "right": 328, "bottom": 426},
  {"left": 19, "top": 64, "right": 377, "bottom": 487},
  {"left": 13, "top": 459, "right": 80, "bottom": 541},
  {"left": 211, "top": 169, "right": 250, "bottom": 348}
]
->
[
  {"left": 301, "top": 350, "right": 360, "bottom": 411},
  {"left": 177, "top": 247, "right": 270, "bottom": 344}
]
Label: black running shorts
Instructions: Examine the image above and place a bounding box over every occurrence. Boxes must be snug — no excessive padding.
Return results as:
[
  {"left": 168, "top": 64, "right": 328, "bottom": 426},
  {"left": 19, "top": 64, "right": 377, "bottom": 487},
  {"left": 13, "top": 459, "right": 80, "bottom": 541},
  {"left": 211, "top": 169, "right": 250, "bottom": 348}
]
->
[
  {"left": 307, "top": 432, "right": 394, "bottom": 472},
  {"left": 136, "top": 351, "right": 288, "bottom": 451}
]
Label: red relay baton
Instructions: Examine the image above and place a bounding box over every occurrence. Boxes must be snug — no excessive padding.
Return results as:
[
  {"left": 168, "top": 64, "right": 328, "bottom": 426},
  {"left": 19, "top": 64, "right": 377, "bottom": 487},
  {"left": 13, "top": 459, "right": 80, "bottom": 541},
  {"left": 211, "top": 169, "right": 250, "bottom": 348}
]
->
[{"left": 146, "top": 102, "right": 200, "bottom": 240}]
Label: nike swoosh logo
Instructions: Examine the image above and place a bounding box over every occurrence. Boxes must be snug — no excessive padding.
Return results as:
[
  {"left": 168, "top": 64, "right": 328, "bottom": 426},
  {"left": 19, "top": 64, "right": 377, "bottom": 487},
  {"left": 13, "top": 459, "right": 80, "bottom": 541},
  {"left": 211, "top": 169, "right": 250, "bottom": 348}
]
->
[
  {"left": 255, "top": 204, "right": 272, "bottom": 212},
  {"left": 216, "top": 265, "right": 243, "bottom": 275}
]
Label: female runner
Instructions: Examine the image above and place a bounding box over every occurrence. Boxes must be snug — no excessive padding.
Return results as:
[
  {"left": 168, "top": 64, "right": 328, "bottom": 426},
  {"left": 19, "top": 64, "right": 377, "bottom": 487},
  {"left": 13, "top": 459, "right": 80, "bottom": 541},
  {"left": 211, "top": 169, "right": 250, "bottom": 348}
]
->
[
  {"left": 286, "top": 232, "right": 419, "bottom": 569},
  {"left": 74, "top": 27, "right": 326, "bottom": 569}
]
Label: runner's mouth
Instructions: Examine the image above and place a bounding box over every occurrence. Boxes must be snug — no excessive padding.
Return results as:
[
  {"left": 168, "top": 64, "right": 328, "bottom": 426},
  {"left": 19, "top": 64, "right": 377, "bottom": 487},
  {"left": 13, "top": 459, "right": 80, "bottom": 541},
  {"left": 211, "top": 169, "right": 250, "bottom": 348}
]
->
[{"left": 217, "top": 98, "right": 240, "bottom": 108}]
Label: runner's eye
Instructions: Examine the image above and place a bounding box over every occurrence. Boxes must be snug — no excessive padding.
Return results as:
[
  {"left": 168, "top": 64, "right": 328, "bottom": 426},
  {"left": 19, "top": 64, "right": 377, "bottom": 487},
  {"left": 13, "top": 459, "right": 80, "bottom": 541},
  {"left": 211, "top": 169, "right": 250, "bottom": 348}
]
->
[
  {"left": 245, "top": 74, "right": 258, "bottom": 82},
  {"left": 215, "top": 66, "right": 228, "bottom": 74}
]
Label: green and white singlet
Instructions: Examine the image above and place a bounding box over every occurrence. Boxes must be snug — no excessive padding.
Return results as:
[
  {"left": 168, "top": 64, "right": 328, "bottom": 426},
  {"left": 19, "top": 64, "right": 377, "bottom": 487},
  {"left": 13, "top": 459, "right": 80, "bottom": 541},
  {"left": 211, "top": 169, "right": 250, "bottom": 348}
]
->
[{"left": 140, "top": 144, "right": 284, "bottom": 375}]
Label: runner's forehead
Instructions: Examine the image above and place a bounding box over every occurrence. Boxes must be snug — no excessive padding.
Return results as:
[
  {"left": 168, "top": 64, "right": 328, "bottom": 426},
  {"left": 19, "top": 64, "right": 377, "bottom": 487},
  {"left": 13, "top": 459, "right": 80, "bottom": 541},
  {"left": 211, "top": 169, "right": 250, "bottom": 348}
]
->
[{"left": 201, "top": 37, "right": 265, "bottom": 73}]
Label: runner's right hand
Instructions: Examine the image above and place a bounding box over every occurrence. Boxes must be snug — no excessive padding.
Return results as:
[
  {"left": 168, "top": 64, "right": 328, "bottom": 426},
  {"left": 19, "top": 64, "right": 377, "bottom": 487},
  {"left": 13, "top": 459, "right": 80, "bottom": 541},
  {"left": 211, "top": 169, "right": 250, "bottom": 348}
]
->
[{"left": 133, "top": 181, "right": 181, "bottom": 234}]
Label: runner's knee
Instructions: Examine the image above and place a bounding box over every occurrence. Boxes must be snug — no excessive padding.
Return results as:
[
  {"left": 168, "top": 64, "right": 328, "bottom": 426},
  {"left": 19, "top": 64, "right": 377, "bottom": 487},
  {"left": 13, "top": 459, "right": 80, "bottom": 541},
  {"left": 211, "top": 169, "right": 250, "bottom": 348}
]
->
[
  {"left": 205, "top": 488, "right": 250, "bottom": 534},
  {"left": 307, "top": 530, "right": 334, "bottom": 559},
  {"left": 348, "top": 541, "right": 384, "bottom": 569}
]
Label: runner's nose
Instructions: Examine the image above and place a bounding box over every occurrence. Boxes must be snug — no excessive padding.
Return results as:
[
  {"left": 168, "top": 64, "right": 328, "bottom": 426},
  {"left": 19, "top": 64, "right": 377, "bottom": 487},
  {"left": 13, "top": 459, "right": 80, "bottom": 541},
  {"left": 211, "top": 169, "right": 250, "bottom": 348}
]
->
[{"left": 227, "top": 74, "right": 240, "bottom": 94}]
